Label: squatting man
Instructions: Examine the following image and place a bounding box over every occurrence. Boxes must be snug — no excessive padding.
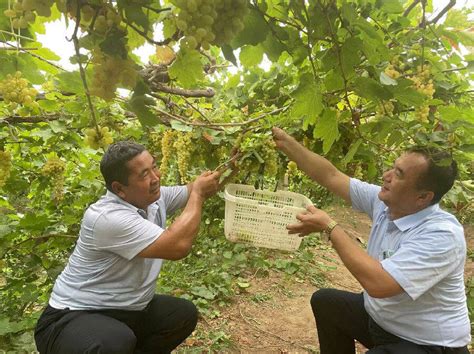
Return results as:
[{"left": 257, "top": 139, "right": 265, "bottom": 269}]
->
[
  {"left": 35, "top": 141, "right": 222, "bottom": 354},
  {"left": 273, "top": 126, "right": 470, "bottom": 354}
]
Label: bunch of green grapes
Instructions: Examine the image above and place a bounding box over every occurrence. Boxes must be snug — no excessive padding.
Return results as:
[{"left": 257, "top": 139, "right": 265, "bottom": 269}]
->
[
  {"left": 159, "top": 130, "right": 176, "bottom": 178},
  {"left": 237, "top": 134, "right": 279, "bottom": 177},
  {"left": 147, "top": 131, "right": 162, "bottom": 159},
  {"left": 173, "top": 132, "right": 193, "bottom": 184},
  {"left": 0, "top": 72, "right": 39, "bottom": 110},
  {"left": 3, "top": 0, "right": 37, "bottom": 29},
  {"left": 410, "top": 66, "right": 435, "bottom": 123},
  {"left": 0, "top": 150, "right": 12, "bottom": 189},
  {"left": 41, "top": 156, "right": 66, "bottom": 202},
  {"left": 212, "top": 0, "right": 247, "bottom": 45},
  {"left": 89, "top": 48, "right": 137, "bottom": 101},
  {"left": 174, "top": 0, "right": 248, "bottom": 50},
  {"left": 84, "top": 126, "right": 113, "bottom": 150}
]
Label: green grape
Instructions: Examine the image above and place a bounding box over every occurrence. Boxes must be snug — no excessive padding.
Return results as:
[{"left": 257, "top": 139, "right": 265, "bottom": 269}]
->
[
  {"left": 0, "top": 71, "right": 39, "bottom": 109},
  {"left": 0, "top": 150, "right": 12, "bottom": 188},
  {"left": 173, "top": 132, "right": 193, "bottom": 184},
  {"left": 160, "top": 130, "right": 176, "bottom": 178}
]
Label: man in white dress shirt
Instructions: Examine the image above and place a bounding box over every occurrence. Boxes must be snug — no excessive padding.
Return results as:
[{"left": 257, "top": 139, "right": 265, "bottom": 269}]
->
[
  {"left": 273, "top": 127, "right": 470, "bottom": 354},
  {"left": 35, "top": 141, "right": 221, "bottom": 354}
]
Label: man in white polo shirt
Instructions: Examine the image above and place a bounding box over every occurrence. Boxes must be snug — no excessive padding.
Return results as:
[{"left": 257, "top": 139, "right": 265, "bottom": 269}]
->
[
  {"left": 34, "top": 141, "right": 222, "bottom": 354},
  {"left": 273, "top": 127, "right": 470, "bottom": 354}
]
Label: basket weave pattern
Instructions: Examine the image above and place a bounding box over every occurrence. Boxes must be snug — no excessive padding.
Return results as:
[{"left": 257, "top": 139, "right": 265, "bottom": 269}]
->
[{"left": 224, "top": 184, "right": 312, "bottom": 251}]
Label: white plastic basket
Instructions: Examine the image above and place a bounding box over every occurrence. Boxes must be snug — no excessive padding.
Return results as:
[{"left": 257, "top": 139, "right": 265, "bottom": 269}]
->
[{"left": 224, "top": 184, "right": 313, "bottom": 251}]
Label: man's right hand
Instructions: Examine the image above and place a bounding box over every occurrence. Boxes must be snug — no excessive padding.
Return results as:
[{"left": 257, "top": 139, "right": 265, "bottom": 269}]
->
[
  {"left": 192, "top": 170, "right": 221, "bottom": 199},
  {"left": 272, "top": 127, "right": 295, "bottom": 153}
]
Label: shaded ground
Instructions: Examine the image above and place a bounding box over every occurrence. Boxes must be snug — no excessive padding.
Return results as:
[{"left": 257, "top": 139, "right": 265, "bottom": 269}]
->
[{"left": 179, "top": 205, "right": 474, "bottom": 353}]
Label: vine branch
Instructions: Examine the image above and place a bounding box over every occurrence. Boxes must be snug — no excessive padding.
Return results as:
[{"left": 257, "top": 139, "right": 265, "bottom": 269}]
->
[
  {"left": 69, "top": 3, "right": 99, "bottom": 132},
  {"left": 153, "top": 105, "right": 289, "bottom": 130},
  {"left": 428, "top": 0, "right": 456, "bottom": 25},
  {"left": 0, "top": 40, "right": 66, "bottom": 71},
  {"left": 150, "top": 83, "right": 215, "bottom": 98}
]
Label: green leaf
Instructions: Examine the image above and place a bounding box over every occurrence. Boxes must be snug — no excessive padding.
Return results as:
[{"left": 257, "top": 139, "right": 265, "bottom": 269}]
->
[
  {"left": 340, "top": 38, "right": 362, "bottom": 76},
  {"left": 99, "top": 29, "right": 128, "bottom": 58},
  {"left": 313, "top": 109, "right": 340, "bottom": 154},
  {"left": 390, "top": 86, "right": 425, "bottom": 106},
  {"left": 262, "top": 31, "right": 287, "bottom": 62},
  {"left": 55, "top": 71, "right": 84, "bottom": 94},
  {"left": 324, "top": 69, "right": 345, "bottom": 91},
  {"left": 379, "top": 0, "right": 404, "bottom": 13},
  {"left": 170, "top": 120, "right": 193, "bottom": 132},
  {"left": 341, "top": 139, "right": 362, "bottom": 166},
  {"left": 162, "top": 17, "right": 177, "bottom": 39},
  {"left": 127, "top": 94, "right": 157, "bottom": 127},
  {"left": 168, "top": 49, "right": 204, "bottom": 88},
  {"left": 0, "top": 317, "right": 26, "bottom": 335},
  {"left": 191, "top": 285, "right": 216, "bottom": 300},
  {"left": 354, "top": 77, "right": 392, "bottom": 100},
  {"left": 290, "top": 74, "right": 323, "bottom": 129},
  {"left": 221, "top": 44, "right": 237, "bottom": 66},
  {"left": 18, "top": 213, "right": 51, "bottom": 231},
  {"left": 232, "top": 8, "right": 269, "bottom": 47},
  {"left": 122, "top": 3, "right": 149, "bottom": 30},
  {"left": 438, "top": 106, "right": 474, "bottom": 123},
  {"left": 354, "top": 18, "right": 382, "bottom": 42},
  {"left": 239, "top": 45, "right": 264, "bottom": 67}
]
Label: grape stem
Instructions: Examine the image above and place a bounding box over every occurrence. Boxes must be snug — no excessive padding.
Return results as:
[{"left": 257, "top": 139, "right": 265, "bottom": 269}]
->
[
  {"left": 153, "top": 106, "right": 289, "bottom": 130},
  {"left": 214, "top": 152, "right": 241, "bottom": 172}
]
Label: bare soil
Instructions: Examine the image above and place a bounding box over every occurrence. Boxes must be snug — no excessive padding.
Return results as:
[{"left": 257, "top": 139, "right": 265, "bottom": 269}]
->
[{"left": 179, "top": 205, "right": 473, "bottom": 353}]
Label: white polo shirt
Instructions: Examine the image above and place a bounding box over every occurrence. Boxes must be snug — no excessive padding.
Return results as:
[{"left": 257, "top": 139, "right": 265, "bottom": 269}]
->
[
  {"left": 350, "top": 178, "right": 470, "bottom": 347},
  {"left": 49, "top": 186, "right": 188, "bottom": 311}
]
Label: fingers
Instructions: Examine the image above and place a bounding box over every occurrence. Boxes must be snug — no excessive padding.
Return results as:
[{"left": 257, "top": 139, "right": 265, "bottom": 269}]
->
[{"left": 307, "top": 204, "right": 318, "bottom": 213}]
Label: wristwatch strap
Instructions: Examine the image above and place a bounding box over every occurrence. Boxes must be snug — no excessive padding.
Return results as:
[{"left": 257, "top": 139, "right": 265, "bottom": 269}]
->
[{"left": 323, "top": 220, "right": 338, "bottom": 241}]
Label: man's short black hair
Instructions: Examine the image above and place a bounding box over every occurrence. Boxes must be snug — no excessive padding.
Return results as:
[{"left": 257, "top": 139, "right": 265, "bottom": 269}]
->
[
  {"left": 100, "top": 141, "right": 146, "bottom": 191},
  {"left": 408, "top": 147, "right": 458, "bottom": 204}
]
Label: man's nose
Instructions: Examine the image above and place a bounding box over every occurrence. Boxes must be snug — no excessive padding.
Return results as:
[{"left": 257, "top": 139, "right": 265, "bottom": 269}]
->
[
  {"left": 151, "top": 169, "right": 161, "bottom": 181},
  {"left": 382, "top": 169, "right": 392, "bottom": 181}
]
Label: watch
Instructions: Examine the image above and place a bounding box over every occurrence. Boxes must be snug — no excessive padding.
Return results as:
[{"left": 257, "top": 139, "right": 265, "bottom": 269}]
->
[{"left": 323, "top": 220, "right": 338, "bottom": 241}]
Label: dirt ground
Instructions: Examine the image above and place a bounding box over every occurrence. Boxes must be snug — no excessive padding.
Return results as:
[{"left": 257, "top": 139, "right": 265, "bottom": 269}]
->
[{"left": 180, "top": 205, "right": 474, "bottom": 353}]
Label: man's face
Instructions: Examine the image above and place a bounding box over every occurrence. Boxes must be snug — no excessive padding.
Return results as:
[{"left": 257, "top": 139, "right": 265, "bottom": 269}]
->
[
  {"left": 115, "top": 150, "right": 161, "bottom": 210},
  {"left": 378, "top": 152, "right": 430, "bottom": 218}
]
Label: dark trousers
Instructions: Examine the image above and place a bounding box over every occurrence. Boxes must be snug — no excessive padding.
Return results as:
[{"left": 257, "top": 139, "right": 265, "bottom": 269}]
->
[
  {"left": 310, "top": 288, "right": 470, "bottom": 354},
  {"left": 34, "top": 295, "right": 198, "bottom": 354}
]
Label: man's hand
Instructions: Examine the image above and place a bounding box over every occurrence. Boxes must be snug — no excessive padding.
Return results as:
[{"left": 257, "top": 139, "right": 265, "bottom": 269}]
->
[
  {"left": 272, "top": 127, "right": 296, "bottom": 153},
  {"left": 287, "top": 205, "right": 333, "bottom": 237},
  {"left": 192, "top": 170, "right": 221, "bottom": 199}
]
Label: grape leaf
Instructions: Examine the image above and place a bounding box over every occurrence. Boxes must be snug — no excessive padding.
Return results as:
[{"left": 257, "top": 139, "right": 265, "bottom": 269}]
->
[
  {"left": 168, "top": 49, "right": 204, "bottom": 88},
  {"left": 313, "top": 109, "right": 340, "bottom": 154}
]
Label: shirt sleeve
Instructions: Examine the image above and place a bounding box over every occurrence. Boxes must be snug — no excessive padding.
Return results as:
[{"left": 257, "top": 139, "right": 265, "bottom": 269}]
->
[
  {"left": 350, "top": 178, "right": 382, "bottom": 220},
  {"left": 92, "top": 208, "right": 164, "bottom": 260},
  {"left": 381, "top": 223, "right": 463, "bottom": 300},
  {"left": 159, "top": 185, "right": 188, "bottom": 216}
]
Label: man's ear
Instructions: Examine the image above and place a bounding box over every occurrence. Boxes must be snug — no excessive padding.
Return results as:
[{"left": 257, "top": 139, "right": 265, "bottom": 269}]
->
[
  {"left": 111, "top": 181, "right": 126, "bottom": 198},
  {"left": 418, "top": 190, "right": 434, "bottom": 206}
]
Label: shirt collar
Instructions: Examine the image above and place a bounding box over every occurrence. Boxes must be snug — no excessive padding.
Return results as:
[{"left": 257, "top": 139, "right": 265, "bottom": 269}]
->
[
  {"left": 105, "top": 190, "right": 144, "bottom": 214},
  {"left": 383, "top": 204, "right": 439, "bottom": 231},
  {"left": 104, "top": 190, "right": 159, "bottom": 218}
]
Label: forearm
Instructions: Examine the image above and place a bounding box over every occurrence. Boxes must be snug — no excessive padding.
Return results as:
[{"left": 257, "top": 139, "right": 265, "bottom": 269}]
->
[
  {"left": 166, "top": 191, "right": 204, "bottom": 250},
  {"left": 280, "top": 138, "right": 350, "bottom": 201},
  {"left": 329, "top": 226, "right": 403, "bottom": 298},
  {"left": 138, "top": 191, "right": 204, "bottom": 259}
]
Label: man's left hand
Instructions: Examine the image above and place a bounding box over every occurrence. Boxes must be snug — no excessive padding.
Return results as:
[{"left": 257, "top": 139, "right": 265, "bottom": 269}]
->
[{"left": 287, "top": 205, "right": 333, "bottom": 237}]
